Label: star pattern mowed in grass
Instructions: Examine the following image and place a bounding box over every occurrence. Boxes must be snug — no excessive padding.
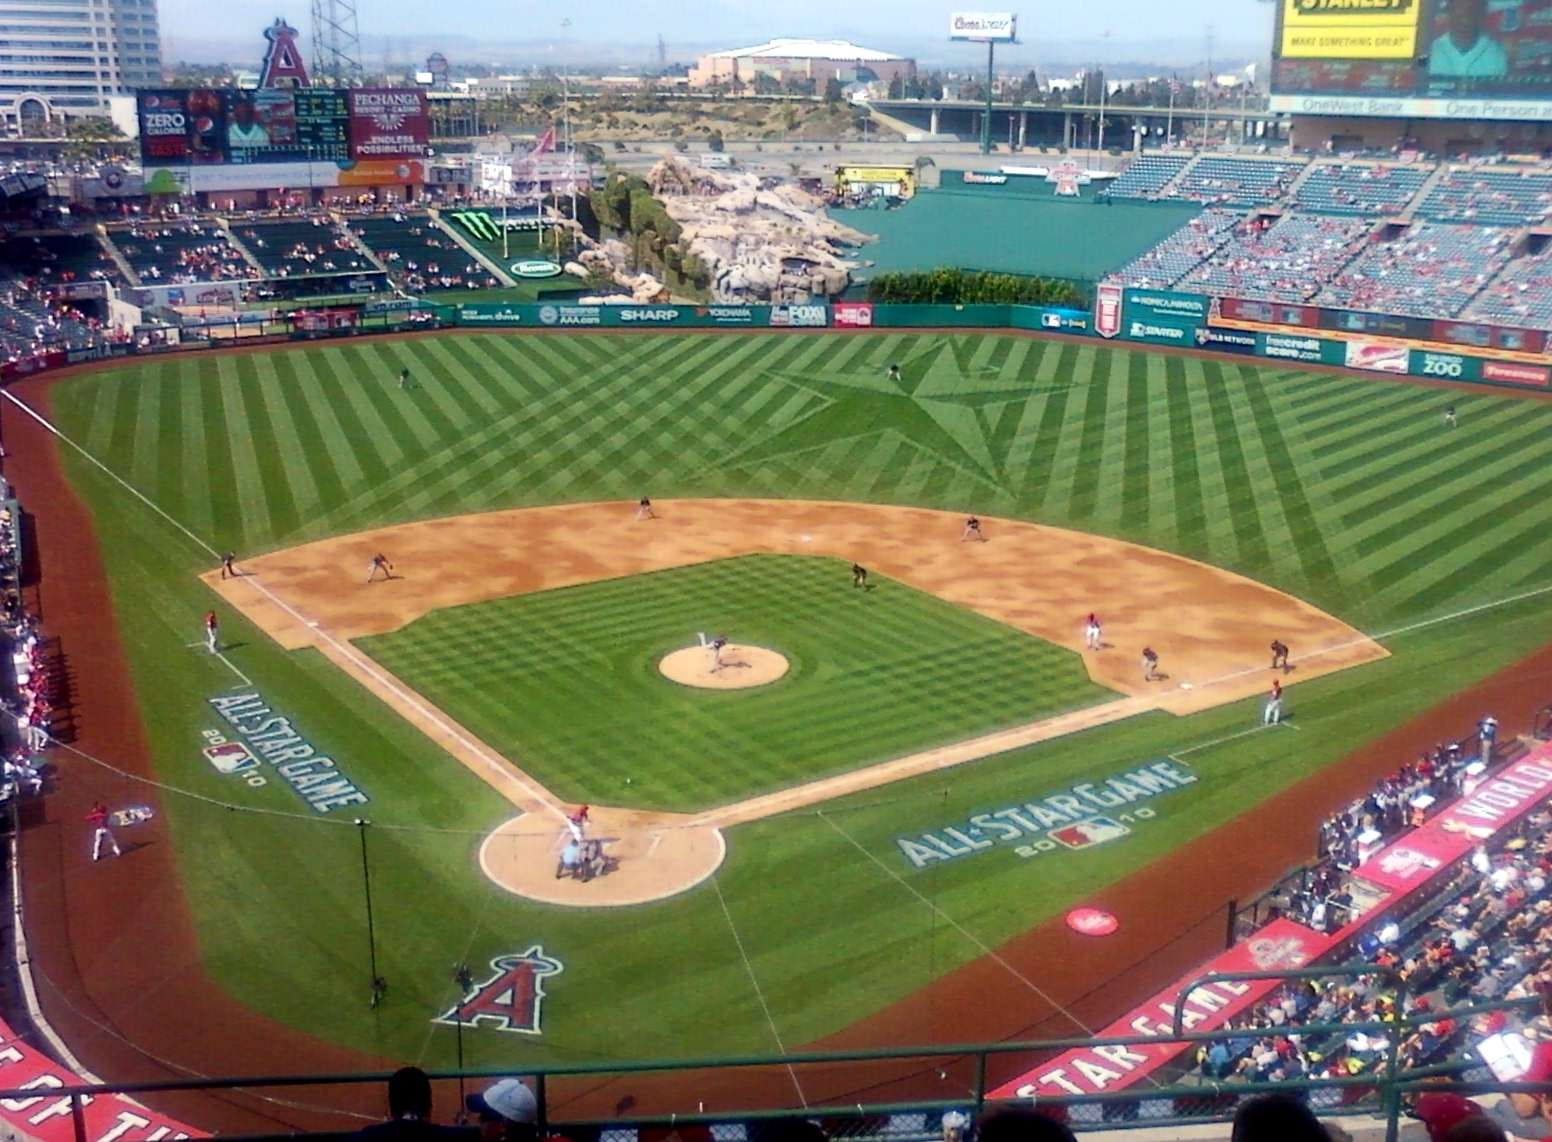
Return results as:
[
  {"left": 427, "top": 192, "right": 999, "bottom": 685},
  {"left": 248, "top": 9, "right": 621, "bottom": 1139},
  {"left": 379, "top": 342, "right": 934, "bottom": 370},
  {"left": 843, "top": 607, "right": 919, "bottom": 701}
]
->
[
  {"left": 62, "top": 330, "right": 1552, "bottom": 632},
  {"left": 356, "top": 555, "right": 1116, "bottom": 812}
]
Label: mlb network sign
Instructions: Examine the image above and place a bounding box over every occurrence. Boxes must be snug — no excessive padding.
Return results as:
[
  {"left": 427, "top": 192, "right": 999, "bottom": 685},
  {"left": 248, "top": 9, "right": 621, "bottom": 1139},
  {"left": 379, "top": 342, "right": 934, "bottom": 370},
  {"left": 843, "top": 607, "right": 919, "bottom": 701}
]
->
[{"left": 950, "top": 11, "right": 1018, "bottom": 40}]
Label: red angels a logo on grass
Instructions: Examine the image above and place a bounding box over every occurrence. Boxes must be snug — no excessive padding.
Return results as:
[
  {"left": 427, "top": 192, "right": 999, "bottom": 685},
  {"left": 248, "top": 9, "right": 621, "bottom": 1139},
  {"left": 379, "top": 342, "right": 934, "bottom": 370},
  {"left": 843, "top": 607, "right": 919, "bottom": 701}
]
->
[{"left": 435, "top": 946, "right": 564, "bottom": 1034}]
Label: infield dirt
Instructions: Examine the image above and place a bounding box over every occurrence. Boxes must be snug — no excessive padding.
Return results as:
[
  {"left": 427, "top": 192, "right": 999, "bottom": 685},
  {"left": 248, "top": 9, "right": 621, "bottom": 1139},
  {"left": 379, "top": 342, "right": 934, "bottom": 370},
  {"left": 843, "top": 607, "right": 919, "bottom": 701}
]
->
[{"left": 203, "top": 499, "right": 1386, "bottom": 906}]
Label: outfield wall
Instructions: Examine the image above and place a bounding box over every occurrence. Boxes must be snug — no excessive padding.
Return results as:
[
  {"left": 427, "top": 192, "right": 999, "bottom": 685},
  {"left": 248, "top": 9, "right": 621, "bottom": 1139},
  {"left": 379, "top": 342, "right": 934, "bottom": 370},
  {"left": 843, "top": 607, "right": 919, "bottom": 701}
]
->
[{"left": 5, "top": 293, "right": 1551, "bottom": 395}]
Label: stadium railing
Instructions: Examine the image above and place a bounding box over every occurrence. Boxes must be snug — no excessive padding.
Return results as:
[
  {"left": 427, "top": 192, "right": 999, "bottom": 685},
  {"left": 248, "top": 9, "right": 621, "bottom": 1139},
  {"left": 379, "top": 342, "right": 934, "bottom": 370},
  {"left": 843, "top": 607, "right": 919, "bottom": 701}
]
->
[{"left": 6, "top": 994, "right": 1542, "bottom": 1142}]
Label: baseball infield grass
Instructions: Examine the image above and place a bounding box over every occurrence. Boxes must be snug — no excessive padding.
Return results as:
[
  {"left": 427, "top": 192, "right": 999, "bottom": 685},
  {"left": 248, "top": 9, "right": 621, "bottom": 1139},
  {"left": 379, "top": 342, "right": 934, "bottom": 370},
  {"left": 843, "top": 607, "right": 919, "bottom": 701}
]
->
[
  {"left": 43, "top": 330, "right": 1552, "bottom": 1064},
  {"left": 357, "top": 554, "right": 1115, "bottom": 811}
]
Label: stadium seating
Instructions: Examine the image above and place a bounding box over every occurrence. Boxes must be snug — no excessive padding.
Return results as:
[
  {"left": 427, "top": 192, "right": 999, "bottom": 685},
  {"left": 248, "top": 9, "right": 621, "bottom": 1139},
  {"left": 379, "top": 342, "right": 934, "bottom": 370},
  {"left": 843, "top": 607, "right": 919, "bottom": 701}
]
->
[
  {"left": 1315, "top": 222, "right": 1514, "bottom": 318},
  {"left": 1418, "top": 169, "right": 1552, "bottom": 226},
  {"left": 1106, "top": 154, "right": 1192, "bottom": 200},
  {"left": 1107, "top": 208, "right": 1241, "bottom": 288},
  {"left": 234, "top": 217, "right": 375, "bottom": 278},
  {"left": 1176, "top": 214, "right": 1371, "bottom": 303},
  {"left": 108, "top": 222, "right": 253, "bottom": 284},
  {"left": 1168, "top": 157, "right": 1308, "bottom": 208},
  {"left": 349, "top": 214, "right": 503, "bottom": 292},
  {"left": 1465, "top": 245, "right": 1552, "bottom": 330},
  {"left": 1292, "top": 163, "right": 1432, "bottom": 216}
]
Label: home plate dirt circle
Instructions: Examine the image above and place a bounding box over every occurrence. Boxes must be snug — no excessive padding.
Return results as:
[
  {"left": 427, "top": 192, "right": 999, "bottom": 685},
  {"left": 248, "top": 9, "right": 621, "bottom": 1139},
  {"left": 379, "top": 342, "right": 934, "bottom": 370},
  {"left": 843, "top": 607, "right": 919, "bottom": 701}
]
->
[
  {"left": 659, "top": 644, "right": 789, "bottom": 689},
  {"left": 479, "top": 807, "right": 727, "bottom": 906}
]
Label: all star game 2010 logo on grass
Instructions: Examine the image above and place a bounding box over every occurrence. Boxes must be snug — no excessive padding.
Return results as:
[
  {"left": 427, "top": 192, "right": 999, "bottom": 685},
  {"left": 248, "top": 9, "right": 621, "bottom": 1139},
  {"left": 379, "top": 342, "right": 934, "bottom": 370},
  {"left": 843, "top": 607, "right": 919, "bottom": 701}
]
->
[
  {"left": 206, "top": 691, "right": 369, "bottom": 813},
  {"left": 895, "top": 760, "right": 1196, "bottom": 869}
]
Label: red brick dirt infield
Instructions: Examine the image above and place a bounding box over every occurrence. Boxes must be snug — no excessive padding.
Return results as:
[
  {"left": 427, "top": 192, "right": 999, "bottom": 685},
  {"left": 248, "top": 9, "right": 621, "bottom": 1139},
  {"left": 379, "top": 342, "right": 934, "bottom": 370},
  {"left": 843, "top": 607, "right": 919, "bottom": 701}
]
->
[{"left": 9, "top": 351, "right": 1552, "bottom": 1132}]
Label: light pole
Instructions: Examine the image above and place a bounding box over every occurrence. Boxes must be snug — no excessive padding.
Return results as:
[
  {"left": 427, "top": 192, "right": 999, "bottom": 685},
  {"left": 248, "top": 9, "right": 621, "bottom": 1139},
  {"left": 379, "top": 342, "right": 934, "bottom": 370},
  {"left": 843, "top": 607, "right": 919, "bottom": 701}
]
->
[{"left": 355, "top": 818, "right": 387, "bottom": 1008}]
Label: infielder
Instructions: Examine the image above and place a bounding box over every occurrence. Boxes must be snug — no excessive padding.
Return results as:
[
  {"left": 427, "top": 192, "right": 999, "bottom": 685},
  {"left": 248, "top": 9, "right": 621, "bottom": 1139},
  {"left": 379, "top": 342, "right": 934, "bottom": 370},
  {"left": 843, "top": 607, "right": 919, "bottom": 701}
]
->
[
  {"left": 962, "top": 516, "right": 985, "bottom": 542},
  {"left": 1270, "top": 639, "right": 1290, "bottom": 672},
  {"left": 852, "top": 563, "right": 868, "bottom": 589},
  {"left": 86, "top": 801, "right": 120, "bottom": 861},
  {"left": 710, "top": 635, "right": 728, "bottom": 672},
  {"left": 636, "top": 496, "right": 656, "bottom": 520},
  {"left": 1084, "top": 613, "right": 1102, "bottom": 650},
  {"left": 204, "top": 611, "right": 219, "bottom": 654},
  {"left": 366, "top": 553, "right": 393, "bottom": 583},
  {"left": 219, "top": 552, "right": 237, "bottom": 579},
  {"left": 1141, "top": 647, "right": 1159, "bottom": 681},
  {"left": 1264, "top": 679, "right": 1284, "bottom": 725}
]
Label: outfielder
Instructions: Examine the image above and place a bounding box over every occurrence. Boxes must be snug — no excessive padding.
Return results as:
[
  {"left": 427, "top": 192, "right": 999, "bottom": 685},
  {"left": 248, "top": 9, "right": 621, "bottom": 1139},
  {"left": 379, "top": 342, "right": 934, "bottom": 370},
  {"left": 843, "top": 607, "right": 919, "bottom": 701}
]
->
[
  {"left": 86, "top": 801, "right": 120, "bottom": 861},
  {"left": 1084, "top": 613, "right": 1102, "bottom": 651},
  {"left": 366, "top": 553, "right": 393, "bottom": 583}
]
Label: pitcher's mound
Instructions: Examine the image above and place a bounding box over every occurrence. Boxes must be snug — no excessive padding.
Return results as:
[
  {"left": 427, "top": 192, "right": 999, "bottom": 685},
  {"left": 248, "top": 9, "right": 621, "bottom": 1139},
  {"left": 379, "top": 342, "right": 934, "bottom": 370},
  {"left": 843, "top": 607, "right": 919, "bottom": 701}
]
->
[{"left": 659, "top": 644, "right": 789, "bottom": 690}]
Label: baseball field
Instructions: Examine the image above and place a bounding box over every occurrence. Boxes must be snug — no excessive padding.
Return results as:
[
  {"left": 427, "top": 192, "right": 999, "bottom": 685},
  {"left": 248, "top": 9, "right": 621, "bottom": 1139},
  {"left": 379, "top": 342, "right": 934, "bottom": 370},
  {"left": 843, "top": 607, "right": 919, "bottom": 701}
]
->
[{"left": 19, "top": 328, "right": 1552, "bottom": 1127}]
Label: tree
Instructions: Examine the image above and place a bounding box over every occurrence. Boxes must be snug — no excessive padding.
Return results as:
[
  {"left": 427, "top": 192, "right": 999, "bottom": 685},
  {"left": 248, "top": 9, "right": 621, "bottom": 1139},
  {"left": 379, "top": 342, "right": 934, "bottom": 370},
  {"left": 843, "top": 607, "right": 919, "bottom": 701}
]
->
[
  {"left": 823, "top": 77, "right": 843, "bottom": 104},
  {"left": 887, "top": 75, "right": 904, "bottom": 99},
  {"left": 64, "top": 115, "right": 127, "bottom": 159},
  {"left": 707, "top": 129, "right": 725, "bottom": 152},
  {"left": 577, "top": 141, "right": 605, "bottom": 164}
]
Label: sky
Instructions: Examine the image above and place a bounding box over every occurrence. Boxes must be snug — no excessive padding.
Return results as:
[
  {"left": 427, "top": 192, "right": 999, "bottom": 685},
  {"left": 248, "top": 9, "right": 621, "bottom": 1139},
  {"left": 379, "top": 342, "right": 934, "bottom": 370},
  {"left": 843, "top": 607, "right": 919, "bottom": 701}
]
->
[{"left": 159, "top": 0, "right": 1277, "bottom": 69}]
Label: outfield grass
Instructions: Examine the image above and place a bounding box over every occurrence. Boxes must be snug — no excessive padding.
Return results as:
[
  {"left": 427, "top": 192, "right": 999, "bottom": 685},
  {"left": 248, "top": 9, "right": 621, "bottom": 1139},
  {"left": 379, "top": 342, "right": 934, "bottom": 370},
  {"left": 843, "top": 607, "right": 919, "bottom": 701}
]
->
[
  {"left": 43, "top": 330, "right": 1552, "bottom": 1063},
  {"left": 358, "top": 554, "right": 1114, "bottom": 811}
]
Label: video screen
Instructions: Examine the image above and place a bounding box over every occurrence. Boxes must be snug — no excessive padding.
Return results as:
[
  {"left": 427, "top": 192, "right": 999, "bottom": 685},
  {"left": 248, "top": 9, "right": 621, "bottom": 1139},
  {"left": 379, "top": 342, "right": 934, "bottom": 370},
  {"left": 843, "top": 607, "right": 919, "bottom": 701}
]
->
[{"left": 139, "top": 88, "right": 427, "bottom": 167}]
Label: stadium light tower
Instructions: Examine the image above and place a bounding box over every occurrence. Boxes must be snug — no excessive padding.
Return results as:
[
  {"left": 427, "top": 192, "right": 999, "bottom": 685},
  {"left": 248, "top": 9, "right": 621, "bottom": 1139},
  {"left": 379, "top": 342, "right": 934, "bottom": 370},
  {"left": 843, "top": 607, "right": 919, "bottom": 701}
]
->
[{"left": 312, "top": 0, "right": 364, "bottom": 85}]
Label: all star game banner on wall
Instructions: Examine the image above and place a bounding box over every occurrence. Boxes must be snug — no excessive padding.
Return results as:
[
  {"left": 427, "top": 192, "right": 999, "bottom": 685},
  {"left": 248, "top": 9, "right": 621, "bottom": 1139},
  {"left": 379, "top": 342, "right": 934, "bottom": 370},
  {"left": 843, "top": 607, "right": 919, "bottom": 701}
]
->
[{"left": 989, "top": 746, "right": 1552, "bottom": 1102}]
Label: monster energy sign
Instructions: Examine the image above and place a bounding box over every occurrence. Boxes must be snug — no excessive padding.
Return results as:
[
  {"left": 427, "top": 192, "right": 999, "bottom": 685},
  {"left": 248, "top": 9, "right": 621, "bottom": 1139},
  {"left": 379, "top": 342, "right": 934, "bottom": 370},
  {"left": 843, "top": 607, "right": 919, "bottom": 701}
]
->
[{"left": 449, "top": 211, "right": 546, "bottom": 242}]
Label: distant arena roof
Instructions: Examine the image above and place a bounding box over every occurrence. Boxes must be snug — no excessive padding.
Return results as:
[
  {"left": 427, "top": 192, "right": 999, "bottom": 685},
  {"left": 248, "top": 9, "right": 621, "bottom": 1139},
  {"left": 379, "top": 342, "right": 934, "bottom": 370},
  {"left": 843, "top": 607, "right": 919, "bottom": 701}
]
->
[{"left": 703, "top": 38, "right": 906, "bottom": 62}]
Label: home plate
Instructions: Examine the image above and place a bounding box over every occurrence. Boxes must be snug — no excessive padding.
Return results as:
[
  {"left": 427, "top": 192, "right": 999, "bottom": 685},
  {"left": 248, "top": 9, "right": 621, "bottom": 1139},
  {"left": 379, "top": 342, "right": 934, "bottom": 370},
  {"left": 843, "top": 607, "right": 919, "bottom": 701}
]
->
[
  {"left": 1179, "top": 681, "right": 1193, "bottom": 690},
  {"left": 799, "top": 534, "right": 812, "bottom": 543}
]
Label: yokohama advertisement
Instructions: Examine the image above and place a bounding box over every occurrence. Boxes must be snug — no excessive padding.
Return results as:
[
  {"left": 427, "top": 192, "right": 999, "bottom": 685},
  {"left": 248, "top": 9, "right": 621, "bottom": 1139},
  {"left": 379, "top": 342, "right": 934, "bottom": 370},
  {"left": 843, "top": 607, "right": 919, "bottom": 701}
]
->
[{"left": 347, "top": 90, "right": 429, "bottom": 158}]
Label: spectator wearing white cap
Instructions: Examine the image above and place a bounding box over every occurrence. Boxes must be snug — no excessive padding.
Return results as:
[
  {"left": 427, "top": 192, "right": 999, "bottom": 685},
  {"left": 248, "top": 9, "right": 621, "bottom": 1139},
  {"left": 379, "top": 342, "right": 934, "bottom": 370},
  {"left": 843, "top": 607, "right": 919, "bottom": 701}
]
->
[{"left": 466, "top": 1079, "right": 538, "bottom": 1142}]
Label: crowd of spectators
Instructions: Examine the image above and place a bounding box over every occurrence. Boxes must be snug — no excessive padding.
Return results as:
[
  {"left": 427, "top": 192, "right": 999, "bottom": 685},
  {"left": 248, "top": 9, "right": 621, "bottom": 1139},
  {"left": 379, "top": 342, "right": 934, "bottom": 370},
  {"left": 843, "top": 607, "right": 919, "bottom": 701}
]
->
[
  {"left": 1292, "top": 164, "right": 1431, "bottom": 216},
  {"left": 108, "top": 222, "right": 252, "bottom": 285},
  {"left": 1177, "top": 214, "right": 1371, "bottom": 303},
  {"left": 1315, "top": 223, "right": 1514, "bottom": 319},
  {"left": 0, "top": 492, "right": 47, "bottom": 806},
  {"left": 1419, "top": 170, "right": 1552, "bottom": 227},
  {"left": 1108, "top": 208, "right": 1241, "bottom": 288},
  {"left": 237, "top": 217, "right": 376, "bottom": 278},
  {"left": 1168, "top": 157, "right": 1308, "bottom": 208},
  {"left": 1464, "top": 243, "right": 1552, "bottom": 331},
  {"left": 350, "top": 214, "right": 504, "bottom": 292}
]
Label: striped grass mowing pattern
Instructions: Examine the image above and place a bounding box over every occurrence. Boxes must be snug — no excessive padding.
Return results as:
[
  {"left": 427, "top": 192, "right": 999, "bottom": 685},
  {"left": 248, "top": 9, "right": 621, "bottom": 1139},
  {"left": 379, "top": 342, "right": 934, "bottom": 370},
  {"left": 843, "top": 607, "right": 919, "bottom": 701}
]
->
[
  {"left": 356, "top": 554, "right": 1115, "bottom": 811},
  {"left": 51, "top": 330, "right": 1552, "bottom": 630}
]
